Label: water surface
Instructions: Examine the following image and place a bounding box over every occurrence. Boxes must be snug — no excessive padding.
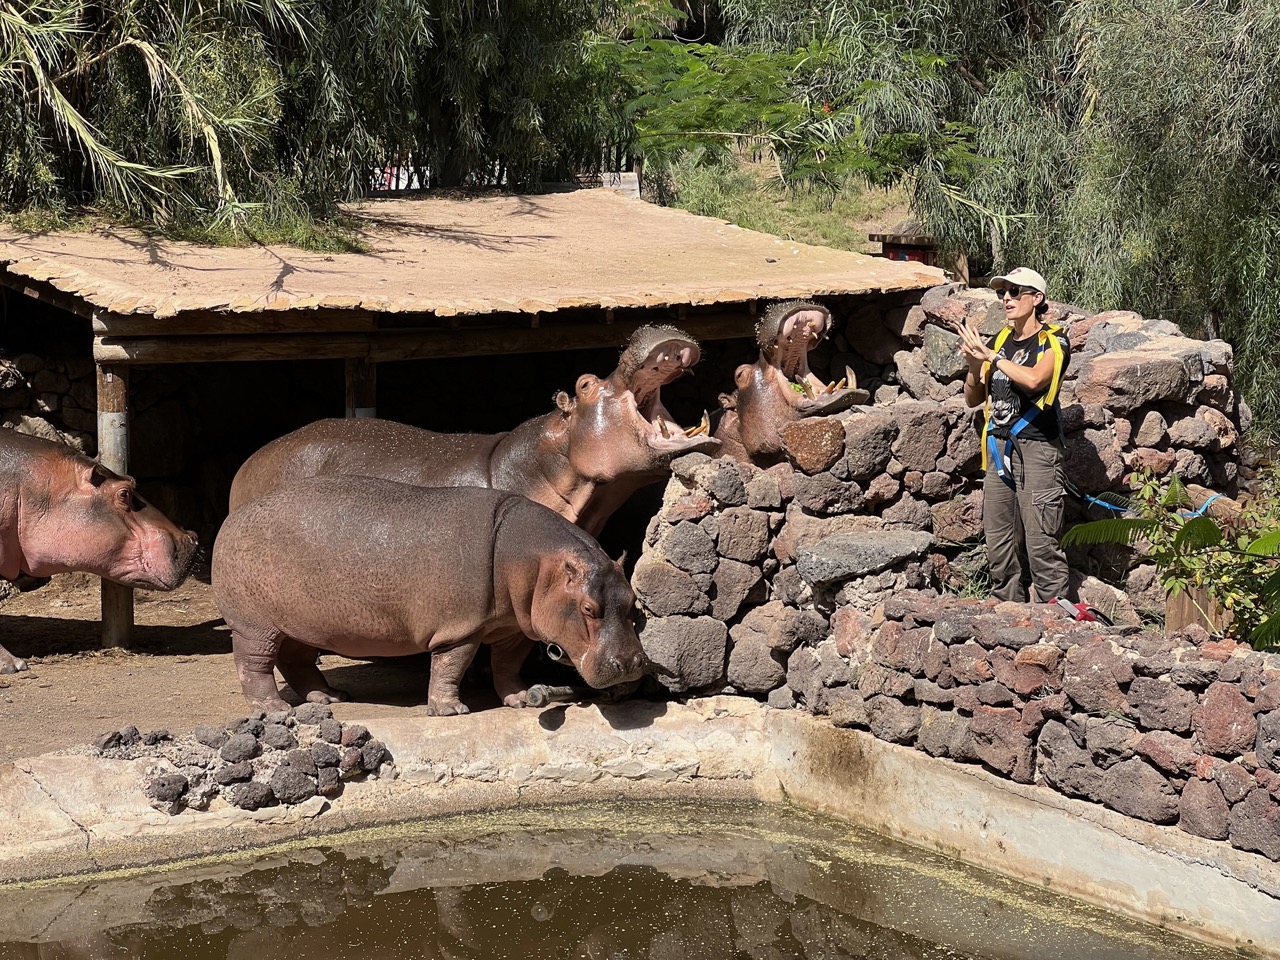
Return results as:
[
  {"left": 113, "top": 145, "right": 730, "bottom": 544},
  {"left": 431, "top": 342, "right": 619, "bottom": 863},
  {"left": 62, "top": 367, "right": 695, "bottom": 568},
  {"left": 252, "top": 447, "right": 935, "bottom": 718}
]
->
[{"left": 0, "top": 801, "right": 1248, "bottom": 959}]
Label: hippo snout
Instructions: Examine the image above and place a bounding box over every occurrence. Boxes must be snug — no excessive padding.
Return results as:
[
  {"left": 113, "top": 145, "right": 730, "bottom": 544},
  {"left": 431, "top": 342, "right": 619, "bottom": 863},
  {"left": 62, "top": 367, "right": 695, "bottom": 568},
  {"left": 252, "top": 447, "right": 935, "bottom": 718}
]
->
[
  {"left": 608, "top": 648, "right": 651, "bottom": 683},
  {"left": 583, "top": 641, "right": 649, "bottom": 688}
]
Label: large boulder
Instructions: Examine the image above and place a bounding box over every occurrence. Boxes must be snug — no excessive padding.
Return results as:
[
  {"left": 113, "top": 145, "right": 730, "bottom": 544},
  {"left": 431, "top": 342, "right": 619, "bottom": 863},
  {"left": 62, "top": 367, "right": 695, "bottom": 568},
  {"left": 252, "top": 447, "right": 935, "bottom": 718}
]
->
[
  {"left": 640, "top": 616, "right": 728, "bottom": 693},
  {"left": 796, "top": 530, "right": 935, "bottom": 585}
]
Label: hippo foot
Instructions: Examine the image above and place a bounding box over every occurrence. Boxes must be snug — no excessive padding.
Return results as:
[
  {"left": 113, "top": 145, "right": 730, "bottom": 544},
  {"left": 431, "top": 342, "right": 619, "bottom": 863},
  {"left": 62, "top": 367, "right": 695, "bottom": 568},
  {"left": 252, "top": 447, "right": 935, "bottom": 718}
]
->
[
  {"left": 502, "top": 692, "right": 530, "bottom": 708},
  {"left": 253, "top": 697, "right": 293, "bottom": 714},
  {"left": 305, "top": 687, "right": 347, "bottom": 705},
  {"left": 425, "top": 700, "right": 470, "bottom": 717},
  {"left": 0, "top": 657, "right": 27, "bottom": 674}
]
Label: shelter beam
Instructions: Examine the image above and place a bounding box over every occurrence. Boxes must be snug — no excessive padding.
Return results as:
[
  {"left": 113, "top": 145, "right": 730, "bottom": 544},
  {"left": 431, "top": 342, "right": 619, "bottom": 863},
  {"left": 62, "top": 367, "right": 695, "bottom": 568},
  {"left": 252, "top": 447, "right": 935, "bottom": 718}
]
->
[{"left": 96, "top": 364, "right": 134, "bottom": 649}]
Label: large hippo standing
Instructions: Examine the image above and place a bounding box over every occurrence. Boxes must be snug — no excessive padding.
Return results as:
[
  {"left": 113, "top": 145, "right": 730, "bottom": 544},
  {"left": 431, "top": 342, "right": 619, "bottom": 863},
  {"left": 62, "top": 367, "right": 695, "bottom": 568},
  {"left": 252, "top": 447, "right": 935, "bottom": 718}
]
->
[
  {"left": 212, "top": 477, "right": 648, "bottom": 715},
  {"left": 228, "top": 325, "right": 718, "bottom": 535},
  {"left": 0, "top": 430, "right": 198, "bottom": 673},
  {"left": 714, "top": 300, "right": 863, "bottom": 464}
]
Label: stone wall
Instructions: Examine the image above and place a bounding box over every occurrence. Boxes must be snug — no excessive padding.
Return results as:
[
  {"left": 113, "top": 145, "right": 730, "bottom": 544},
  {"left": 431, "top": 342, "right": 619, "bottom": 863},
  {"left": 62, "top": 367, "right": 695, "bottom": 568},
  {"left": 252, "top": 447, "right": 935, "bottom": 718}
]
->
[
  {"left": 822, "top": 593, "right": 1280, "bottom": 862},
  {"left": 634, "top": 282, "right": 1280, "bottom": 863}
]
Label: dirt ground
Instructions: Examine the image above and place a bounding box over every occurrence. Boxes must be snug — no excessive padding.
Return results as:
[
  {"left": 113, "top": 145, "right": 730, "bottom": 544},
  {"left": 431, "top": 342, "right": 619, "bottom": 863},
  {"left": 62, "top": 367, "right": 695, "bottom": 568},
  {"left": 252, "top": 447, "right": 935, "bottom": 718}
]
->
[{"left": 0, "top": 573, "right": 474, "bottom": 764}]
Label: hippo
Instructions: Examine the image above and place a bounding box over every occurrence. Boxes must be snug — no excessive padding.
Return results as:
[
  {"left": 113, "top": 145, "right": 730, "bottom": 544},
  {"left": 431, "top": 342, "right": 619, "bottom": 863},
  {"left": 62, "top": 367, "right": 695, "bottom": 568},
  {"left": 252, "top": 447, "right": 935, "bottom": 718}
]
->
[
  {"left": 714, "top": 300, "right": 864, "bottom": 464},
  {"left": 212, "top": 477, "right": 648, "bottom": 715},
  {"left": 0, "top": 430, "right": 198, "bottom": 673},
  {"left": 228, "top": 325, "right": 718, "bottom": 536}
]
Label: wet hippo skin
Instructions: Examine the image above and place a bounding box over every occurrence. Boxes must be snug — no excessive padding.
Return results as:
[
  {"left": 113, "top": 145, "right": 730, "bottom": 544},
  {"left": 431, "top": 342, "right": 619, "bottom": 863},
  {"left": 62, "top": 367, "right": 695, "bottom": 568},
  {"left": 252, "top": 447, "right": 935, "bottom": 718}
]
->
[
  {"left": 212, "top": 477, "right": 649, "bottom": 715},
  {"left": 0, "top": 431, "right": 198, "bottom": 673},
  {"left": 714, "top": 300, "right": 863, "bottom": 464},
  {"left": 228, "top": 325, "right": 718, "bottom": 536}
]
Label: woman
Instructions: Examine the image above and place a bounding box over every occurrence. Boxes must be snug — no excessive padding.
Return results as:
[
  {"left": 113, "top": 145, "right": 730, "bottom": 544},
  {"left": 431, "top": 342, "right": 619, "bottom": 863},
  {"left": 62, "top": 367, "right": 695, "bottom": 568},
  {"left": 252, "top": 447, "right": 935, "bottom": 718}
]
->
[{"left": 955, "top": 267, "right": 1072, "bottom": 603}]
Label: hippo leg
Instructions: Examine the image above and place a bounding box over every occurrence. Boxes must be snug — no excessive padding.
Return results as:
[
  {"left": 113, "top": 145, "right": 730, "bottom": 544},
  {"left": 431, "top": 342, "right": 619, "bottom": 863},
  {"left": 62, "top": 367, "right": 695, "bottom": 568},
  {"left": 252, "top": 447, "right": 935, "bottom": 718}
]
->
[
  {"left": 490, "top": 634, "right": 535, "bottom": 708},
  {"left": 0, "top": 643, "right": 27, "bottom": 674},
  {"left": 426, "top": 639, "right": 481, "bottom": 716},
  {"left": 231, "top": 631, "right": 291, "bottom": 714},
  {"left": 276, "top": 636, "right": 347, "bottom": 705}
]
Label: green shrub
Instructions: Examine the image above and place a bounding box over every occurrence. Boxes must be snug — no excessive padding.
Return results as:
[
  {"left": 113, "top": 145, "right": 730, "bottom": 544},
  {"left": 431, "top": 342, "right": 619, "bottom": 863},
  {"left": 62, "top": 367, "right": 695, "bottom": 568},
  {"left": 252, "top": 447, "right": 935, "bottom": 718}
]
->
[{"left": 1062, "top": 470, "right": 1280, "bottom": 648}]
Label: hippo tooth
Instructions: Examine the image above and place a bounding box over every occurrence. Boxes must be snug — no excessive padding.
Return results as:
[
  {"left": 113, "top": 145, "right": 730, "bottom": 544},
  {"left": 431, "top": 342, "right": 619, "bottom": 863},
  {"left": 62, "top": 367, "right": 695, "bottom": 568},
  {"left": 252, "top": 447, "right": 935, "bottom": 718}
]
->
[
  {"left": 683, "top": 411, "right": 711, "bottom": 437},
  {"left": 845, "top": 365, "right": 858, "bottom": 390}
]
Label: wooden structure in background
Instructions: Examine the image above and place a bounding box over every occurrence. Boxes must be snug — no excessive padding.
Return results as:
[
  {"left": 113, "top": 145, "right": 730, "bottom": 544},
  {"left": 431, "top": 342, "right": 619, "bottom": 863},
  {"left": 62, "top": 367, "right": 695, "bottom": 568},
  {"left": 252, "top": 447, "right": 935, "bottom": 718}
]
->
[{"left": 0, "top": 189, "right": 945, "bottom": 646}]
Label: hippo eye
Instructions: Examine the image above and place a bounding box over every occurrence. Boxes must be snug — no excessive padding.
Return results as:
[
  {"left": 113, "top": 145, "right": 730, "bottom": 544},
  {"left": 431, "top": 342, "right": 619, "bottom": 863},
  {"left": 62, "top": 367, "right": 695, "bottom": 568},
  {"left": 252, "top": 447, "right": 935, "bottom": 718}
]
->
[{"left": 580, "top": 600, "right": 599, "bottom": 619}]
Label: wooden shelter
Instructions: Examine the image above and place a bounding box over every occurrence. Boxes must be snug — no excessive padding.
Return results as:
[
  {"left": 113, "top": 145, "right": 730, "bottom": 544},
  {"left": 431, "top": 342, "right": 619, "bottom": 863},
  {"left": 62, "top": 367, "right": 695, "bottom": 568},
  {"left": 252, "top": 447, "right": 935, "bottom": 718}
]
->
[{"left": 0, "top": 189, "right": 945, "bottom": 645}]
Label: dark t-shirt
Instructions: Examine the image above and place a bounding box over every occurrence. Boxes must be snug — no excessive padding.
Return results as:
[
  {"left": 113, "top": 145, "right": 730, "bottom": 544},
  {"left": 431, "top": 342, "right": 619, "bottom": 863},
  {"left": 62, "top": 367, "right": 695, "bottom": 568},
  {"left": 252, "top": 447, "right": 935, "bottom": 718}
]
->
[{"left": 986, "top": 326, "right": 1070, "bottom": 441}]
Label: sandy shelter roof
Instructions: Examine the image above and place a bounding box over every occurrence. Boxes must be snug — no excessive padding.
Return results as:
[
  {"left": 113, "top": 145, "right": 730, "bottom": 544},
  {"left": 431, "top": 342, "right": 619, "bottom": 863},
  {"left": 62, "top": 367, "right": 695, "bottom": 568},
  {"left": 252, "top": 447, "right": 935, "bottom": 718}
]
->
[{"left": 0, "top": 189, "right": 945, "bottom": 363}]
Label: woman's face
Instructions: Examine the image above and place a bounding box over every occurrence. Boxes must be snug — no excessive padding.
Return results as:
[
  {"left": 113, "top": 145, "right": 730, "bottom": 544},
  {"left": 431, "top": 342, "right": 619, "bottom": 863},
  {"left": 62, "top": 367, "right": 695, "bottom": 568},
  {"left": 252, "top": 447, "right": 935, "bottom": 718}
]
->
[{"left": 999, "top": 285, "right": 1042, "bottom": 325}]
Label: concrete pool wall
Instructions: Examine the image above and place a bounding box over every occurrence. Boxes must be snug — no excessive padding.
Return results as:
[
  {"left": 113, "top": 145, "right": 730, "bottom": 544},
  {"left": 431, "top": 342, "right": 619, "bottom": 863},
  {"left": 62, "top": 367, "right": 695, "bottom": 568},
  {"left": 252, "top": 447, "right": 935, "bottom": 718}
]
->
[{"left": 1, "top": 697, "right": 1276, "bottom": 956}]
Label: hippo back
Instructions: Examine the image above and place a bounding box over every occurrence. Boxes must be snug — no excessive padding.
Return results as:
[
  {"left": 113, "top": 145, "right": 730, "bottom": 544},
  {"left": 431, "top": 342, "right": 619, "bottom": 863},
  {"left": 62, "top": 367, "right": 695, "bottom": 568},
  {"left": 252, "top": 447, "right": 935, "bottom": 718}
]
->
[{"left": 228, "top": 418, "right": 504, "bottom": 511}]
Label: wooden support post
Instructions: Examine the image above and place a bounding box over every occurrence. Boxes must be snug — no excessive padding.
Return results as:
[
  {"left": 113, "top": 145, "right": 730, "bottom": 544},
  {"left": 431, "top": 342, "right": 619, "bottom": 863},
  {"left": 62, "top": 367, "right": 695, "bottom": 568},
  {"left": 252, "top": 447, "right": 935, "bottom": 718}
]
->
[
  {"left": 344, "top": 357, "right": 377, "bottom": 418},
  {"left": 96, "top": 364, "right": 133, "bottom": 649}
]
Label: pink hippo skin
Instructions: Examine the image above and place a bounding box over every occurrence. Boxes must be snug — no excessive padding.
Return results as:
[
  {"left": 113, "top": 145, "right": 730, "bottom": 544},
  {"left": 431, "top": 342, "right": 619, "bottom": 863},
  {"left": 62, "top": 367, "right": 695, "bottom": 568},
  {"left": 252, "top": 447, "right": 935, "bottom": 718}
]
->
[
  {"left": 212, "top": 477, "right": 648, "bottom": 715},
  {"left": 227, "top": 325, "right": 718, "bottom": 536},
  {"left": 0, "top": 431, "right": 198, "bottom": 673},
  {"left": 714, "top": 300, "right": 863, "bottom": 464}
]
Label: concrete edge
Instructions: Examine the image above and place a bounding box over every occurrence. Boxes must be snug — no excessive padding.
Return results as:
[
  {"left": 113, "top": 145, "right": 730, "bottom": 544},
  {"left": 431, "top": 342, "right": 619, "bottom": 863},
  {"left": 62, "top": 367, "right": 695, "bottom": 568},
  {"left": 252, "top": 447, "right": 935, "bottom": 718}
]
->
[{"left": 0, "top": 697, "right": 1274, "bottom": 957}]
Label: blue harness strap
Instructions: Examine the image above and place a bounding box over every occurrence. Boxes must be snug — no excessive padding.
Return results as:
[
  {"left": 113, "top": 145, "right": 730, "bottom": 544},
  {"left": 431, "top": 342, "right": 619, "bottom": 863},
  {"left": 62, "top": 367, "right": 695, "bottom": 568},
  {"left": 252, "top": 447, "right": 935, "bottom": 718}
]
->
[{"left": 988, "top": 405, "right": 1042, "bottom": 486}]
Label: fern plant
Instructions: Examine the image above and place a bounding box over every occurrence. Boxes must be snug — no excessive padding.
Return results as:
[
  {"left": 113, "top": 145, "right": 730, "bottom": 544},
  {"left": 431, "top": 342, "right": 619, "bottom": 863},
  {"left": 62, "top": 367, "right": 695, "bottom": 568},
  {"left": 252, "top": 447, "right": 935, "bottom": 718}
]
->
[{"left": 1062, "top": 470, "right": 1280, "bottom": 648}]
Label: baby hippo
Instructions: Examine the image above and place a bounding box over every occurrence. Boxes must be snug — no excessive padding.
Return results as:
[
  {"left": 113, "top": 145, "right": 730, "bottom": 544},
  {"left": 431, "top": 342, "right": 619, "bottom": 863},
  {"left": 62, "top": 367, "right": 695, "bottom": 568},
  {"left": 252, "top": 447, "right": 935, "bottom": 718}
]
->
[{"left": 212, "top": 477, "right": 648, "bottom": 715}]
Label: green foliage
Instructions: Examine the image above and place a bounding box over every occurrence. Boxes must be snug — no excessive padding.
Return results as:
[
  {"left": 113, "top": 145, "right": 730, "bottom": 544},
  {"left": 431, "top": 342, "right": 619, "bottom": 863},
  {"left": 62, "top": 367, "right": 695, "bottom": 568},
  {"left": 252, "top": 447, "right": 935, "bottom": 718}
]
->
[
  {"left": 1062, "top": 471, "right": 1280, "bottom": 648},
  {"left": 0, "top": 0, "right": 616, "bottom": 233}
]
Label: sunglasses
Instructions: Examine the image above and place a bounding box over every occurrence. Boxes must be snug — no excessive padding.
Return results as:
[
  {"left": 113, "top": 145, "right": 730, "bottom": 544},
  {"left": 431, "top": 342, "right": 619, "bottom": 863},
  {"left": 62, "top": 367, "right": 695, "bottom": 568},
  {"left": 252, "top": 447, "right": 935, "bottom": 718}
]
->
[{"left": 998, "top": 286, "right": 1037, "bottom": 300}]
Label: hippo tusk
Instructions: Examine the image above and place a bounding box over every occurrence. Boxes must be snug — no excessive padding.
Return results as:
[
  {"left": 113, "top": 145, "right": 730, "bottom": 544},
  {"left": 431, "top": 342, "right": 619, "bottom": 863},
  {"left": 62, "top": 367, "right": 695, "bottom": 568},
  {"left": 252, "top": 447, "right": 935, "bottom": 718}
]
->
[
  {"left": 845, "top": 365, "right": 858, "bottom": 390},
  {"left": 795, "top": 376, "right": 815, "bottom": 399},
  {"left": 657, "top": 419, "right": 671, "bottom": 438},
  {"left": 683, "top": 411, "right": 711, "bottom": 437}
]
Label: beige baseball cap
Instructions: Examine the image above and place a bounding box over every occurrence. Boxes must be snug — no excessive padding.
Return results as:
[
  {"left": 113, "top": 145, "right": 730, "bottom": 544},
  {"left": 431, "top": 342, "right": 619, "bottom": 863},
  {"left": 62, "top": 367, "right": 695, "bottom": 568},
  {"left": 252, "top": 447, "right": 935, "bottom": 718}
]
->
[{"left": 990, "top": 267, "right": 1047, "bottom": 295}]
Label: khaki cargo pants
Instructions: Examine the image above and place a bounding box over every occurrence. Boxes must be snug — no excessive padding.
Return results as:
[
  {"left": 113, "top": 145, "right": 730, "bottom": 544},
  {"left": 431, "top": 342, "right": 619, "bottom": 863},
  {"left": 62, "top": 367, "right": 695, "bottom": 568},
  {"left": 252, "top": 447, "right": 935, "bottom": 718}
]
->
[{"left": 982, "top": 436, "right": 1071, "bottom": 603}]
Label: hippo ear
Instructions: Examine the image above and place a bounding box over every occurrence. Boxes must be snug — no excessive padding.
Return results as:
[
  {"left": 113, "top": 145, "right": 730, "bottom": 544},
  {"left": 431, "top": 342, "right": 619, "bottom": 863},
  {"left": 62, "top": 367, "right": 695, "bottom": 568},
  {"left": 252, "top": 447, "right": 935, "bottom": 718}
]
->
[
  {"left": 575, "top": 374, "right": 601, "bottom": 402},
  {"left": 84, "top": 462, "right": 114, "bottom": 488},
  {"left": 734, "top": 364, "right": 753, "bottom": 389},
  {"left": 553, "top": 390, "right": 576, "bottom": 416},
  {"left": 563, "top": 557, "right": 587, "bottom": 586},
  {"left": 612, "top": 551, "right": 628, "bottom": 574},
  {"left": 717, "top": 391, "right": 737, "bottom": 411}
]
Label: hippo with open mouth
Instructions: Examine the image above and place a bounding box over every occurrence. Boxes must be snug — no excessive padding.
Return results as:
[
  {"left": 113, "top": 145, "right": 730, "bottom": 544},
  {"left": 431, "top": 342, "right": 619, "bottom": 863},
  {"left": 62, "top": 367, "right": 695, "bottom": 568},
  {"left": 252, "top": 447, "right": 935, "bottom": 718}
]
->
[
  {"left": 0, "top": 431, "right": 198, "bottom": 673},
  {"left": 714, "top": 300, "right": 862, "bottom": 464},
  {"left": 229, "top": 325, "right": 718, "bottom": 535},
  {"left": 212, "top": 478, "right": 649, "bottom": 715}
]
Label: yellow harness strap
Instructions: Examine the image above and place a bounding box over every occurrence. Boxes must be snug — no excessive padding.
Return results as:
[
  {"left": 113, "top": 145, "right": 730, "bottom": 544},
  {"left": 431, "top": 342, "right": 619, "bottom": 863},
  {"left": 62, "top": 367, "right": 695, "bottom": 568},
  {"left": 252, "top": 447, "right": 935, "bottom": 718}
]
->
[{"left": 980, "top": 323, "right": 1066, "bottom": 470}]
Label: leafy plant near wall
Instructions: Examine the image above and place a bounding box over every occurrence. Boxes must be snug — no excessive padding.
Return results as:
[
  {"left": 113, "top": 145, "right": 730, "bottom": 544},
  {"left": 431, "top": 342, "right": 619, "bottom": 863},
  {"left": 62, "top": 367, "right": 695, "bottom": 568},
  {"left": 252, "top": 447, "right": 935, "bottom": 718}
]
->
[{"left": 1061, "top": 470, "right": 1280, "bottom": 649}]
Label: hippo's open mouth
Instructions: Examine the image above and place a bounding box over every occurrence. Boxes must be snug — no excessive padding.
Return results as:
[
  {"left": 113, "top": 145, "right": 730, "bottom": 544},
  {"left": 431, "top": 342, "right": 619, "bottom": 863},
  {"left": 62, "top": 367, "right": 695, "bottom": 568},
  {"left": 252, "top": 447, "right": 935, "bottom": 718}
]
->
[
  {"left": 774, "top": 311, "right": 858, "bottom": 415},
  {"left": 627, "top": 334, "right": 717, "bottom": 452}
]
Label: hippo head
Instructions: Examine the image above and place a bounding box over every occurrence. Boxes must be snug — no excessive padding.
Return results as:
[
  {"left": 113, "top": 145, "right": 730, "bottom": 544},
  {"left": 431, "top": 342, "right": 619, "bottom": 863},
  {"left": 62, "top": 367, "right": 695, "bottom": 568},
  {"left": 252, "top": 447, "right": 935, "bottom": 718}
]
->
[
  {"left": 561, "top": 325, "right": 719, "bottom": 483},
  {"left": 528, "top": 549, "right": 649, "bottom": 690},
  {"left": 38, "top": 461, "right": 198, "bottom": 590},
  {"left": 733, "top": 300, "right": 860, "bottom": 460}
]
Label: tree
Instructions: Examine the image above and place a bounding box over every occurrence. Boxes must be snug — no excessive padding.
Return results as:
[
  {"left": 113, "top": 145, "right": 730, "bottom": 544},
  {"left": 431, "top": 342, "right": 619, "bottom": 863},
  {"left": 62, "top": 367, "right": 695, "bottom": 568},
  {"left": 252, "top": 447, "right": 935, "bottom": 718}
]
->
[{"left": 0, "top": 0, "right": 617, "bottom": 232}]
